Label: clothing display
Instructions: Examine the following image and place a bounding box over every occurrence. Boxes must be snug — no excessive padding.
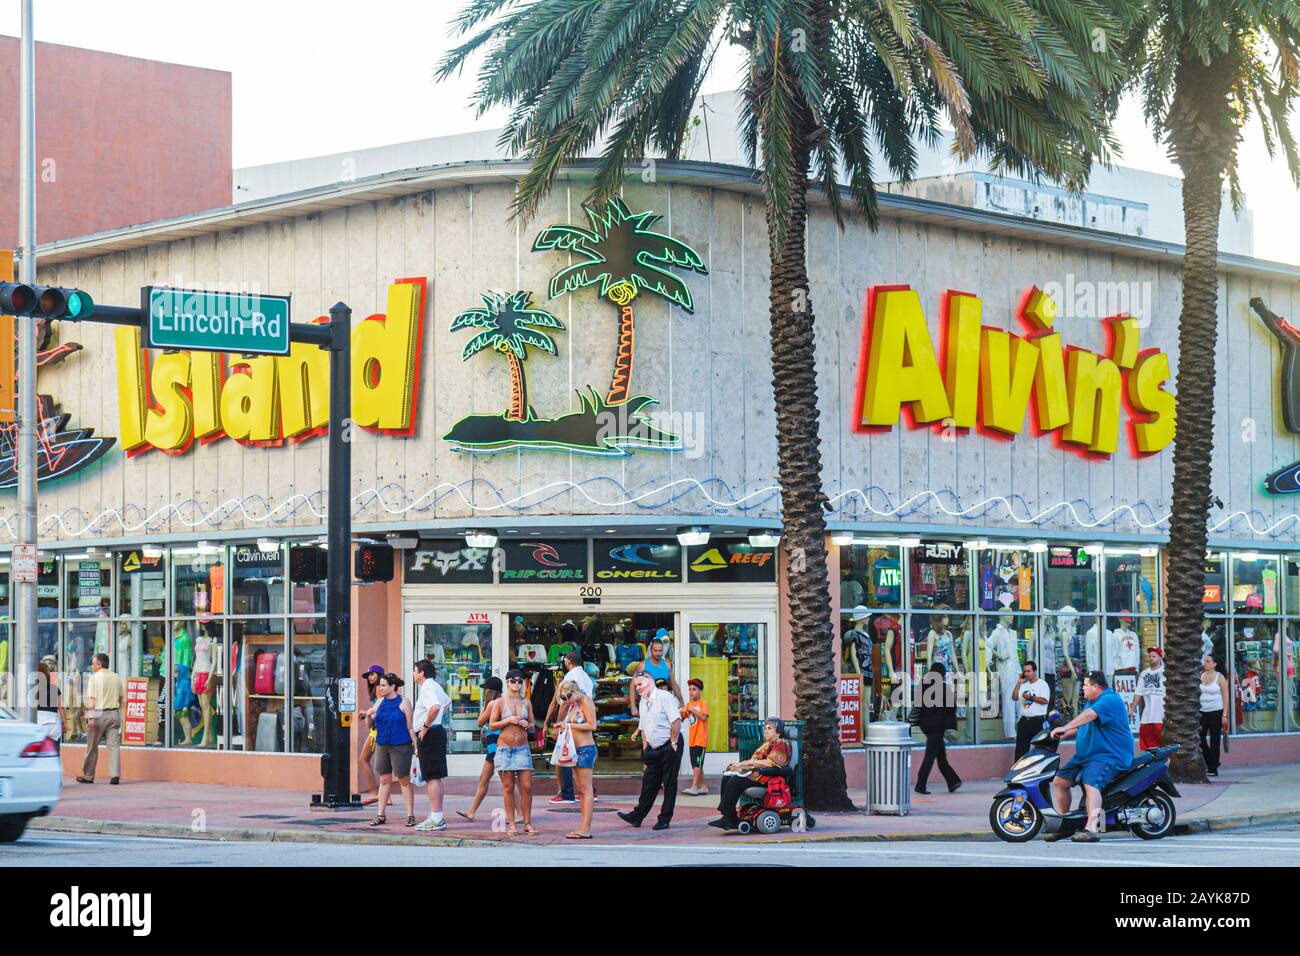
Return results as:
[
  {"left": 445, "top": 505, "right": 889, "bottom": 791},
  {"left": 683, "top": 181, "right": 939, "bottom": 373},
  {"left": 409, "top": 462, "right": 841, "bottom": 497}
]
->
[
  {"left": 1110, "top": 627, "right": 1140, "bottom": 674},
  {"left": 986, "top": 620, "right": 1021, "bottom": 738}
]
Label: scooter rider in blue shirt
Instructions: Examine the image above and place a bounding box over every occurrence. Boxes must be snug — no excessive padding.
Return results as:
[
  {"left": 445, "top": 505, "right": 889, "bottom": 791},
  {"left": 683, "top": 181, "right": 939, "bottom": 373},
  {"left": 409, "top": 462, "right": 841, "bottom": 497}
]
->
[{"left": 1046, "top": 671, "right": 1134, "bottom": 842}]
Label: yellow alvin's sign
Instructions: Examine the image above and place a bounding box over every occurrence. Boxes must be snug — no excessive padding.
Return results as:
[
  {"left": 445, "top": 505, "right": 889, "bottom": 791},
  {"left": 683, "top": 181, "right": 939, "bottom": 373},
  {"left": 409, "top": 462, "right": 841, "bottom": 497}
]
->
[
  {"left": 852, "top": 285, "right": 1176, "bottom": 457},
  {"left": 116, "top": 277, "right": 426, "bottom": 455}
]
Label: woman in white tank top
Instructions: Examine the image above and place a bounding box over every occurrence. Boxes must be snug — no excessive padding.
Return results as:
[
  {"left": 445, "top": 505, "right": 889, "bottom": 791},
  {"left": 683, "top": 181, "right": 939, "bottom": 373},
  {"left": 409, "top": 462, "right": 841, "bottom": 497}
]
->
[{"left": 1199, "top": 654, "right": 1229, "bottom": 775}]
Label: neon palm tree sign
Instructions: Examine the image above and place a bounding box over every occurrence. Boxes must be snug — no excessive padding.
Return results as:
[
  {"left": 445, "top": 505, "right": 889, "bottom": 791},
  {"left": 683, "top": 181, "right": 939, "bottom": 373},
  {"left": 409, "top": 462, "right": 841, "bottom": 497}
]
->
[
  {"left": 444, "top": 199, "right": 708, "bottom": 456},
  {"left": 451, "top": 292, "right": 565, "bottom": 422}
]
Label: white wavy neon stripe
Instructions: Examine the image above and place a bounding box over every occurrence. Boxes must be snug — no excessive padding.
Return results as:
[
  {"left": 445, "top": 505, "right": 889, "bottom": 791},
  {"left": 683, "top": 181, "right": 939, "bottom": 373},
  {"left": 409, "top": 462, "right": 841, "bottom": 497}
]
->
[{"left": 0, "top": 478, "right": 1294, "bottom": 539}]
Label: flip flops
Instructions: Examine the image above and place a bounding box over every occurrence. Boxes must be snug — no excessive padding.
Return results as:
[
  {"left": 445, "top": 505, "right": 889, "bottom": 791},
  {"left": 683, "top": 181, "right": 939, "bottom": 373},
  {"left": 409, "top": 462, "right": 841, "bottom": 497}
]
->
[
  {"left": 368, "top": 815, "right": 386, "bottom": 827},
  {"left": 565, "top": 831, "right": 593, "bottom": 840}
]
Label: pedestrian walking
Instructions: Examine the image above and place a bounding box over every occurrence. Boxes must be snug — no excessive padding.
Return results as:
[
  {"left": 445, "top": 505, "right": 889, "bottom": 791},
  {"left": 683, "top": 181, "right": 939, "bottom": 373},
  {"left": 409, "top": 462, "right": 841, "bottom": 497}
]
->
[
  {"left": 617, "top": 672, "right": 682, "bottom": 831},
  {"left": 363, "top": 673, "right": 417, "bottom": 827},
  {"left": 357, "top": 664, "right": 385, "bottom": 805},
  {"left": 557, "top": 675, "right": 597, "bottom": 839},
  {"left": 458, "top": 676, "right": 503, "bottom": 823},
  {"left": 1199, "top": 653, "right": 1230, "bottom": 776},
  {"left": 411, "top": 661, "right": 451, "bottom": 831},
  {"left": 487, "top": 669, "right": 539, "bottom": 836},
  {"left": 1131, "top": 647, "right": 1166, "bottom": 751},
  {"left": 77, "top": 653, "right": 124, "bottom": 784},
  {"left": 543, "top": 650, "right": 596, "bottom": 805},
  {"left": 681, "top": 677, "right": 709, "bottom": 794},
  {"left": 1012, "top": 660, "right": 1050, "bottom": 760},
  {"left": 34, "top": 661, "right": 64, "bottom": 751},
  {"left": 913, "top": 662, "right": 962, "bottom": 794}
]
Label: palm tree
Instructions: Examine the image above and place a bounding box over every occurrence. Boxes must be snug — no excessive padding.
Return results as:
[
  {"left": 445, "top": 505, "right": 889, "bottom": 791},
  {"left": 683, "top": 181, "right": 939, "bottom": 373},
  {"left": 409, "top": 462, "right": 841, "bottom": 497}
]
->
[
  {"left": 534, "top": 196, "right": 706, "bottom": 404},
  {"left": 1118, "top": 2, "right": 1300, "bottom": 783},
  {"left": 440, "top": 0, "right": 1127, "bottom": 810},
  {"left": 451, "top": 291, "right": 565, "bottom": 421}
]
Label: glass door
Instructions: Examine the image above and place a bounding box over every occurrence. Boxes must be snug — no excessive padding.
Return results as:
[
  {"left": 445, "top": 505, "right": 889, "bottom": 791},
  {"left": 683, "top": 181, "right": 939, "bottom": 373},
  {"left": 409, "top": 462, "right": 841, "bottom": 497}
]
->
[
  {"left": 408, "top": 614, "right": 495, "bottom": 755},
  {"left": 682, "top": 612, "right": 774, "bottom": 753}
]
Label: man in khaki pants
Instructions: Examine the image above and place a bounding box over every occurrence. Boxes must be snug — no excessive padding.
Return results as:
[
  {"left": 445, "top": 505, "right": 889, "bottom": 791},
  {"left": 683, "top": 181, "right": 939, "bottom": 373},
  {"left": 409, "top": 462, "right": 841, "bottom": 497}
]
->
[{"left": 78, "top": 653, "right": 124, "bottom": 784}]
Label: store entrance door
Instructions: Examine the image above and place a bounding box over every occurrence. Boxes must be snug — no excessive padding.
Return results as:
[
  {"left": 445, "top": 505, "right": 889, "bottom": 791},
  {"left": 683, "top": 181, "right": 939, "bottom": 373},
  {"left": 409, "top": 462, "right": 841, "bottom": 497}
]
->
[
  {"left": 682, "top": 611, "right": 776, "bottom": 757},
  {"left": 408, "top": 613, "right": 494, "bottom": 756}
]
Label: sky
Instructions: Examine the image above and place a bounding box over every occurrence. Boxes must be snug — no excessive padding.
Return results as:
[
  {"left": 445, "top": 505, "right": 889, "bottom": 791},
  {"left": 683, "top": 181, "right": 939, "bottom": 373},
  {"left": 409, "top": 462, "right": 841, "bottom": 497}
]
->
[{"left": 3, "top": 0, "right": 1299, "bottom": 264}]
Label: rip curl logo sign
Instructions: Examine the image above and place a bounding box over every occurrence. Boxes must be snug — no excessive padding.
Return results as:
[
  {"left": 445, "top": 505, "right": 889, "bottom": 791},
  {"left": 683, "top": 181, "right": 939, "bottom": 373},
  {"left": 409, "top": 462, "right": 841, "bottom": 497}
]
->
[
  {"left": 1250, "top": 297, "right": 1300, "bottom": 493},
  {"left": 49, "top": 886, "right": 151, "bottom": 936}
]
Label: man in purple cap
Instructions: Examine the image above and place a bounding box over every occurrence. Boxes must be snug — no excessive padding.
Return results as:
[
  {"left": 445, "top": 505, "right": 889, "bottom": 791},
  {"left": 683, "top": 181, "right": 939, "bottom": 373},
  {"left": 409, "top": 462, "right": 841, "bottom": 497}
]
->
[{"left": 357, "top": 665, "right": 386, "bottom": 803}]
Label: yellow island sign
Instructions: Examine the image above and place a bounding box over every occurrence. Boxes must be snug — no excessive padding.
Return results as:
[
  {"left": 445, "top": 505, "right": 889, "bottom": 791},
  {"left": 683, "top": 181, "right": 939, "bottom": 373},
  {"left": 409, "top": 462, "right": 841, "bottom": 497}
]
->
[
  {"left": 852, "top": 285, "right": 1176, "bottom": 457},
  {"left": 115, "top": 278, "right": 426, "bottom": 455}
]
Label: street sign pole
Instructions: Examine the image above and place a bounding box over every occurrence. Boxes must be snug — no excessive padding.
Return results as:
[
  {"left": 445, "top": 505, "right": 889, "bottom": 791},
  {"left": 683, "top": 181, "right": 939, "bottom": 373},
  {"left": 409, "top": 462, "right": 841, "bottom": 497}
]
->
[
  {"left": 16, "top": 0, "right": 38, "bottom": 723},
  {"left": 319, "top": 302, "right": 354, "bottom": 809}
]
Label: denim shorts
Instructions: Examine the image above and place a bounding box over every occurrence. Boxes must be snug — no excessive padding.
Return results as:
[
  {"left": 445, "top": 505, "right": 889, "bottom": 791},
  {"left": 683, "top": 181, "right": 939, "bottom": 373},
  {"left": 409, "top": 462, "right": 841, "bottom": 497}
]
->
[
  {"left": 496, "top": 744, "right": 533, "bottom": 773},
  {"left": 1056, "top": 755, "right": 1125, "bottom": 791},
  {"left": 575, "top": 744, "right": 597, "bottom": 769}
]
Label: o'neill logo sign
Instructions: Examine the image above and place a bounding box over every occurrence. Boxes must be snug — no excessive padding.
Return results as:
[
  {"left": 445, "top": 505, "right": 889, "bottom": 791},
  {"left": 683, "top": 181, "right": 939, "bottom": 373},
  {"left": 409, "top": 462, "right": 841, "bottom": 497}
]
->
[{"left": 853, "top": 285, "right": 1176, "bottom": 457}]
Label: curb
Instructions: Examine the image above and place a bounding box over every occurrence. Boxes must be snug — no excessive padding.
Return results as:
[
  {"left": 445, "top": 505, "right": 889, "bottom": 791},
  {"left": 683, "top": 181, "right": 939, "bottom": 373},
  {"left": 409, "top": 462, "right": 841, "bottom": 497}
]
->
[
  {"left": 29, "top": 806, "right": 1300, "bottom": 848},
  {"left": 28, "top": 816, "right": 505, "bottom": 849}
]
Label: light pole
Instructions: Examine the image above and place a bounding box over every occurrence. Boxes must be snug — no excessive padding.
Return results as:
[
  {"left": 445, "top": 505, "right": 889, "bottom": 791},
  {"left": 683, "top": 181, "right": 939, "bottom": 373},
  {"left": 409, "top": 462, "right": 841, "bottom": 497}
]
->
[{"left": 16, "top": 0, "right": 38, "bottom": 723}]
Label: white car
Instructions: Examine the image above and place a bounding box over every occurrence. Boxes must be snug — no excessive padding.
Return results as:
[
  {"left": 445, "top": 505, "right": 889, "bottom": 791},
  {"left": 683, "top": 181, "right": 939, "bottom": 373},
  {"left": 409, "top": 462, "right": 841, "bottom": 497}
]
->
[{"left": 0, "top": 705, "right": 61, "bottom": 842}]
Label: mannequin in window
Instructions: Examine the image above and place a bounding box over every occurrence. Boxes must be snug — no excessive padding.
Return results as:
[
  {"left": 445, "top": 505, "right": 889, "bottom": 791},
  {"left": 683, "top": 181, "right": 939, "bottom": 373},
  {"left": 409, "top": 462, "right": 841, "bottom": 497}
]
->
[
  {"left": 1084, "top": 618, "right": 1108, "bottom": 674},
  {"left": 1201, "top": 617, "right": 1215, "bottom": 664},
  {"left": 924, "top": 615, "right": 964, "bottom": 677},
  {"left": 841, "top": 606, "right": 872, "bottom": 676},
  {"left": 172, "top": 622, "right": 196, "bottom": 746},
  {"left": 191, "top": 626, "right": 219, "bottom": 747},
  {"left": 1109, "top": 613, "right": 1140, "bottom": 679},
  {"left": 987, "top": 614, "right": 1022, "bottom": 738},
  {"left": 1055, "top": 607, "right": 1081, "bottom": 712},
  {"left": 873, "top": 614, "right": 900, "bottom": 719}
]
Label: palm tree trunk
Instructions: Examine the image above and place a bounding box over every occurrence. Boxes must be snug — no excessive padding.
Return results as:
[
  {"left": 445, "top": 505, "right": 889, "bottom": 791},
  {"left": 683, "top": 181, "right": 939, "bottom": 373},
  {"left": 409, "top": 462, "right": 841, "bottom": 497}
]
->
[
  {"left": 506, "top": 352, "right": 527, "bottom": 422},
  {"left": 1164, "top": 56, "right": 1239, "bottom": 784},
  {"left": 764, "top": 101, "right": 853, "bottom": 812},
  {"left": 606, "top": 304, "right": 635, "bottom": 405}
]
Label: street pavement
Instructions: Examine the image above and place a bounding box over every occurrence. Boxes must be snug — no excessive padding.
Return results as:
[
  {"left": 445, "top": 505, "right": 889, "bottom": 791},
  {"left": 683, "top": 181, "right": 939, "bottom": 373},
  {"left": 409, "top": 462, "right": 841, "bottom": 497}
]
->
[
  {"left": 22, "top": 762, "right": 1300, "bottom": 848},
  {"left": 6, "top": 823, "right": 1299, "bottom": 866}
]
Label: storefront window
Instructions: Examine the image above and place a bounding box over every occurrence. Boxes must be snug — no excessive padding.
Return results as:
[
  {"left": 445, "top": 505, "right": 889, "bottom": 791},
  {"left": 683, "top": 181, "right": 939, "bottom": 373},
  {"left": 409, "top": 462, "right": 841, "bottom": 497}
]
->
[
  {"left": 1104, "top": 551, "right": 1159, "bottom": 615},
  {"left": 907, "top": 542, "right": 970, "bottom": 610},
  {"left": 840, "top": 610, "right": 904, "bottom": 724},
  {"left": 1231, "top": 555, "right": 1281, "bottom": 615},
  {"left": 119, "top": 619, "right": 165, "bottom": 748},
  {"left": 171, "top": 619, "right": 226, "bottom": 749},
  {"left": 233, "top": 621, "right": 284, "bottom": 752},
  {"left": 412, "top": 621, "right": 493, "bottom": 753},
  {"left": 289, "top": 618, "right": 325, "bottom": 754},
  {"left": 908, "top": 612, "right": 974, "bottom": 744},
  {"left": 37, "top": 558, "right": 59, "bottom": 612},
  {"left": 974, "top": 548, "right": 1034, "bottom": 612},
  {"left": 117, "top": 550, "right": 166, "bottom": 617},
  {"left": 173, "top": 548, "right": 226, "bottom": 617},
  {"left": 690, "top": 622, "right": 765, "bottom": 751},
  {"left": 1041, "top": 612, "right": 1093, "bottom": 719},
  {"left": 975, "top": 614, "right": 1036, "bottom": 743},
  {"left": 230, "top": 544, "right": 284, "bottom": 632},
  {"left": 839, "top": 543, "right": 903, "bottom": 610},
  {"left": 63, "top": 619, "right": 106, "bottom": 742},
  {"left": 1043, "top": 547, "right": 1098, "bottom": 611},
  {"left": 1202, "top": 554, "right": 1226, "bottom": 614},
  {"left": 65, "top": 556, "right": 112, "bottom": 619},
  {"left": 1232, "top": 620, "right": 1281, "bottom": 733}
]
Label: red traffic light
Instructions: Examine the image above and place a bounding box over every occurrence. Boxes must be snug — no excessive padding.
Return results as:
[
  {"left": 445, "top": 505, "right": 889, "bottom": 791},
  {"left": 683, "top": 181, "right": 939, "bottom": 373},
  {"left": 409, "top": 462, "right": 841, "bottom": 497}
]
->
[{"left": 0, "top": 282, "right": 35, "bottom": 315}]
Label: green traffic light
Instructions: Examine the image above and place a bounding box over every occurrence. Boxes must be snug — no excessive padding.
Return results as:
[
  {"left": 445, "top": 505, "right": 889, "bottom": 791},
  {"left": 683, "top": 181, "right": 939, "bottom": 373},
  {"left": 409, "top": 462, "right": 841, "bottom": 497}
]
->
[{"left": 64, "top": 290, "right": 92, "bottom": 319}]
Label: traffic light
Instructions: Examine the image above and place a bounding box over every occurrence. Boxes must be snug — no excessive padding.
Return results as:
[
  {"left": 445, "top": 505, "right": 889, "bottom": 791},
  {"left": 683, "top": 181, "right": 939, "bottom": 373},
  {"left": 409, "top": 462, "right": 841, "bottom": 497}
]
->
[
  {"left": 354, "top": 544, "right": 394, "bottom": 583},
  {"left": 0, "top": 282, "right": 93, "bottom": 319}
]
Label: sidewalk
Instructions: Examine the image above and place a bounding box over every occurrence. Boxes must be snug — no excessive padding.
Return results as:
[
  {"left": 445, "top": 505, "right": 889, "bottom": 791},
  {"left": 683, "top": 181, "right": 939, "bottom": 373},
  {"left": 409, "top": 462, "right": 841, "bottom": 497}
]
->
[{"left": 30, "top": 763, "right": 1300, "bottom": 847}]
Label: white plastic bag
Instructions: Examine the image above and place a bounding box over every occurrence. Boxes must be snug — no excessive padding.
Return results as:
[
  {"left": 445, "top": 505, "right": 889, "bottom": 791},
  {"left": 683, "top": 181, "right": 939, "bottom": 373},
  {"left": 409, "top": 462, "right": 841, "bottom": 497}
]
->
[
  {"left": 410, "top": 752, "right": 424, "bottom": 786},
  {"left": 550, "top": 723, "right": 577, "bottom": 767}
]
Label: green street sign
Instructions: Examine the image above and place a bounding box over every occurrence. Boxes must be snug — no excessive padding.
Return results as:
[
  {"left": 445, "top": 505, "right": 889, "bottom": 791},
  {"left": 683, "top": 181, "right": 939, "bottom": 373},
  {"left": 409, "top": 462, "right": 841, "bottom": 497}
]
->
[{"left": 143, "top": 286, "right": 292, "bottom": 355}]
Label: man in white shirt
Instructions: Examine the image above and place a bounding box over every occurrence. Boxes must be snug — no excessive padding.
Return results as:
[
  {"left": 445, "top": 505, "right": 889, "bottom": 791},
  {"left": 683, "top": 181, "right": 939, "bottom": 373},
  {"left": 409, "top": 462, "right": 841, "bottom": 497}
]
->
[
  {"left": 411, "top": 660, "right": 452, "bottom": 831},
  {"left": 1012, "top": 660, "right": 1051, "bottom": 760},
  {"left": 617, "top": 673, "right": 682, "bottom": 831},
  {"left": 1130, "top": 646, "right": 1166, "bottom": 751}
]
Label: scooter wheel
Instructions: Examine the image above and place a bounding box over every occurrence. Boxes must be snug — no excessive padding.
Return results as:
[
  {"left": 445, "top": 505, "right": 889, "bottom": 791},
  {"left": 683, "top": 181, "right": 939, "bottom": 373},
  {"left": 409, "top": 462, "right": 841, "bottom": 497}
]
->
[
  {"left": 756, "top": 810, "right": 782, "bottom": 835},
  {"left": 737, "top": 820, "right": 752, "bottom": 835},
  {"left": 989, "top": 796, "right": 1043, "bottom": 843},
  {"left": 1129, "top": 791, "right": 1176, "bottom": 840}
]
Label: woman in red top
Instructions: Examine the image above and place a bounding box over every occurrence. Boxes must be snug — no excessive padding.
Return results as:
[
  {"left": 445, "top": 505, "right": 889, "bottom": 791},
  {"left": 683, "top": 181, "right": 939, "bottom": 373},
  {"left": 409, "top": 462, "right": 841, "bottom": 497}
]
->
[{"left": 709, "top": 717, "right": 791, "bottom": 830}]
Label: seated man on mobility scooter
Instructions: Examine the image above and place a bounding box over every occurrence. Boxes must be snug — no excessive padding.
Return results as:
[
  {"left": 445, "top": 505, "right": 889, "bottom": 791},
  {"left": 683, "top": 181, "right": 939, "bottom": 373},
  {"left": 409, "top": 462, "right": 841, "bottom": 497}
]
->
[{"left": 1047, "top": 671, "right": 1134, "bottom": 842}]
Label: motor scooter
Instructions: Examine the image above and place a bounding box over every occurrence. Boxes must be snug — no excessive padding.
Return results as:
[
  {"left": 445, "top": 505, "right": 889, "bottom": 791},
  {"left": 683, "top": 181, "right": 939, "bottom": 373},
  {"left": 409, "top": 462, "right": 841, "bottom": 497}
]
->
[{"left": 989, "top": 712, "right": 1181, "bottom": 842}]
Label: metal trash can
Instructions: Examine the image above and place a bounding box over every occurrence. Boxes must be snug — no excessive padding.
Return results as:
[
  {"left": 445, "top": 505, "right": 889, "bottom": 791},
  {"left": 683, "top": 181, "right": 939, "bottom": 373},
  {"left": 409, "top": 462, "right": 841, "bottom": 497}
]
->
[{"left": 865, "top": 721, "right": 913, "bottom": 815}]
